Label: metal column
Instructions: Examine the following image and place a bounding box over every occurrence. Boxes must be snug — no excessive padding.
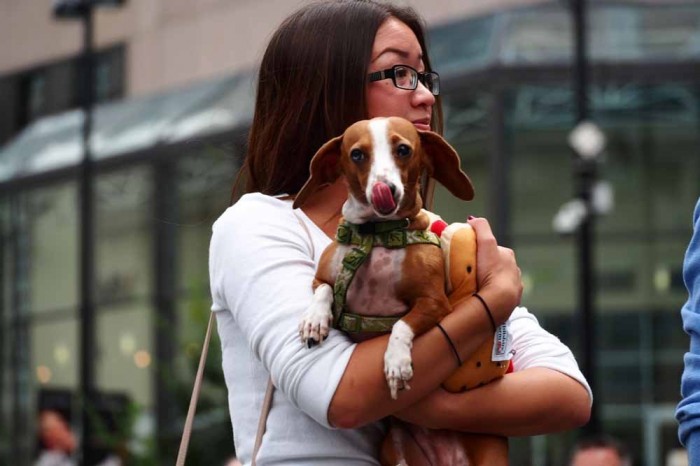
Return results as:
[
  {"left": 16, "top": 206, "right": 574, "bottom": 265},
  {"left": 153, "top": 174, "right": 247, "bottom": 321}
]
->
[{"left": 572, "top": 0, "right": 600, "bottom": 435}]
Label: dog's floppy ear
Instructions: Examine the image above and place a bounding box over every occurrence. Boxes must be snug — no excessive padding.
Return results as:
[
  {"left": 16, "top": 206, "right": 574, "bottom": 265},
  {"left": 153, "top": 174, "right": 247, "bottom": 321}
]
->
[
  {"left": 419, "top": 130, "right": 474, "bottom": 201},
  {"left": 293, "top": 134, "right": 343, "bottom": 209}
]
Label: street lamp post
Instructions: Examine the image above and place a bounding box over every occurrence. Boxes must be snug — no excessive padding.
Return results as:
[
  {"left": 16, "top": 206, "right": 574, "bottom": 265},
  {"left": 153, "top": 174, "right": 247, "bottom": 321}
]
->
[
  {"left": 53, "top": 1, "right": 124, "bottom": 464},
  {"left": 571, "top": 0, "right": 600, "bottom": 436},
  {"left": 555, "top": 0, "right": 612, "bottom": 437}
]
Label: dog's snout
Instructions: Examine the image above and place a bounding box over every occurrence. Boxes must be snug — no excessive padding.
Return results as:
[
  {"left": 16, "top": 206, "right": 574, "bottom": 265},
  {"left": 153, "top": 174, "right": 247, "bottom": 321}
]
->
[{"left": 388, "top": 183, "right": 397, "bottom": 197}]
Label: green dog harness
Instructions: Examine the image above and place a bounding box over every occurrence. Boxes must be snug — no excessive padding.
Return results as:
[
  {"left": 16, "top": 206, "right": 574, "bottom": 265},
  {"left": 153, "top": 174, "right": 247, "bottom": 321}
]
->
[{"left": 333, "top": 219, "right": 441, "bottom": 333}]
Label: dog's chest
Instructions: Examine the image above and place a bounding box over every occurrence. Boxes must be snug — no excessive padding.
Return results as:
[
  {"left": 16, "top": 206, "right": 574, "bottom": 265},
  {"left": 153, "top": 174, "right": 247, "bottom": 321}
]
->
[{"left": 331, "top": 245, "right": 408, "bottom": 316}]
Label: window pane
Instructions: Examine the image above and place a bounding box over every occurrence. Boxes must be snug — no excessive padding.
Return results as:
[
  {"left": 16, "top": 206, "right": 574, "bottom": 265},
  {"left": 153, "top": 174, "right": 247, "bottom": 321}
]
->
[
  {"left": 32, "top": 317, "right": 79, "bottom": 389},
  {"left": 94, "top": 165, "right": 154, "bottom": 415},
  {"left": 513, "top": 240, "right": 576, "bottom": 315},
  {"left": 96, "top": 166, "right": 153, "bottom": 304},
  {"left": 96, "top": 304, "right": 152, "bottom": 407},
  {"left": 437, "top": 92, "right": 491, "bottom": 221},
  {"left": 176, "top": 144, "right": 237, "bottom": 296},
  {"left": 27, "top": 183, "right": 78, "bottom": 314}
]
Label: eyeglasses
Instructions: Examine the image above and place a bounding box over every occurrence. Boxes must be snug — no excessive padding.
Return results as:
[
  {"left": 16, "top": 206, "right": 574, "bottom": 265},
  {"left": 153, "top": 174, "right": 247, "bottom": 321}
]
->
[{"left": 368, "top": 65, "right": 440, "bottom": 96}]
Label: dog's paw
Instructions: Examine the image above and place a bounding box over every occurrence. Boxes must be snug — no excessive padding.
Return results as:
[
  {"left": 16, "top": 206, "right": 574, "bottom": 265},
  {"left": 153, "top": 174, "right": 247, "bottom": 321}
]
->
[
  {"left": 384, "top": 321, "right": 415, "bottom": 399},
  {"left": 298, "top": 305, "right": 332, "bottom": 347},
  {"left": 299, "top": 284, "right": 334, "bottom": 347}
]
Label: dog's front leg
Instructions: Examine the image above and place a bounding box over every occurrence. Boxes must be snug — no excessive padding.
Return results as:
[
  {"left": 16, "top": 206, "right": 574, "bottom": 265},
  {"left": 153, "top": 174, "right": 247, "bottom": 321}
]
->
[
  {"left": 385, "top": 319, "right": 415, "bottom": 399},
  {"left": 385, "top": 296, "right": 450, "bottom": 399},
  {"left": 299, "top": 279, "right": 334, "bottom": 347}
]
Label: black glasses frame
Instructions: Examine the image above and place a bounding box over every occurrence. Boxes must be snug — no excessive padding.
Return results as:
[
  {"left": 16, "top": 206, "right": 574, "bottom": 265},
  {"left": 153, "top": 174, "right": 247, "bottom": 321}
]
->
[{"left": 368, "top": 65, "right": 440, "bottom": 96}]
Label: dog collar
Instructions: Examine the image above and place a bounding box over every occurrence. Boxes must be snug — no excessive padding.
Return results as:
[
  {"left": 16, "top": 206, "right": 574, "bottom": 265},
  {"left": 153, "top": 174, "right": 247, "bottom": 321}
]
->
[{"left": 333, "top": 220, "right": 441, "bottom": 333}]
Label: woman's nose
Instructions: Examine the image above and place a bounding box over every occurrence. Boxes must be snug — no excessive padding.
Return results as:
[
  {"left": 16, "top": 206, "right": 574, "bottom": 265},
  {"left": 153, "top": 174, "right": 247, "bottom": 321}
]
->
[{"left": 412, "top": 81, "right": 436, "bottom": 107}]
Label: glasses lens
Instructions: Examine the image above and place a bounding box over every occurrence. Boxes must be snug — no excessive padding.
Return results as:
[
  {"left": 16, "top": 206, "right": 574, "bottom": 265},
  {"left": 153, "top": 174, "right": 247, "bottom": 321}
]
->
[
  {"left": 426, "top": 72, "right": 439, "bottom": 95},
  {"left": 393, "top": 66, "right": 417, "bottom": 90},
  {"left": 415, "top": 72, "right": 440, "bottom": 96}
]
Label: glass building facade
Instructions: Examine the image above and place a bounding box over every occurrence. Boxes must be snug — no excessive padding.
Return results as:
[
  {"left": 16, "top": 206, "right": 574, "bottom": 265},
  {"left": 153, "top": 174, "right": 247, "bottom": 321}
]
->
[{"left": 1, "top": 2, "right": 699, "bottom": 465}]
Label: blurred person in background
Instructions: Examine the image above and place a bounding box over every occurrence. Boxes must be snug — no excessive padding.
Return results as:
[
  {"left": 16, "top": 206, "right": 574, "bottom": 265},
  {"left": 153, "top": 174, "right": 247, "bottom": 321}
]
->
[
  {"left": 35, "top": 410, "right": 77, "bottom": 466},
  {"left": 224, "top": 457, "right": 242, "bottom": 466},
  {"left": 677, "top": 197, "right": 700, "bottom": 464},
  {"left": 568, "top": 434, "right": 632, "bottom": 466},
  {"left": 34, "top": 408, "right": 123, "bottom": 466},
  {"left": 210, "top": 1, "right": 592, "bottom": 464}
]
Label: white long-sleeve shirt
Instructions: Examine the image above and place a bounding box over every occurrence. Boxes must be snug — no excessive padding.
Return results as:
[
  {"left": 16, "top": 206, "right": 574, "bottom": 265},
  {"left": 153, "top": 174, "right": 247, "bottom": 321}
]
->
[{"left": 209, "top": 193, "right": 592, "bottom": 466}]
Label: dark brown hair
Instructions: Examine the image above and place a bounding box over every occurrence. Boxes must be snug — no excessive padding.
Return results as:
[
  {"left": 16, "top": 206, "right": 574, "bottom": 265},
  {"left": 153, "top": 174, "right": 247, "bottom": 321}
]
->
[{"left": 235, "top": 0, "right": 443, "bottom": 199}]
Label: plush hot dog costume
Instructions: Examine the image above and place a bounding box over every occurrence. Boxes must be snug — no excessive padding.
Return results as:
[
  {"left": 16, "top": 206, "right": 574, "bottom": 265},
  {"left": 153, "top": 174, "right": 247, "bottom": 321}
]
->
[{"left": 433, "top": 220, "right": 513, "bottom": 392}]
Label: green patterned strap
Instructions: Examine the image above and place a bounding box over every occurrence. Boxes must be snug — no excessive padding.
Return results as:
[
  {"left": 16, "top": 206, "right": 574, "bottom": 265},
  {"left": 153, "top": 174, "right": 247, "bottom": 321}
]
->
[
  {"left": 332, "top": 220, "right": 441, "bottom": 332},
  {"left": 332, "top": 234, "right": 374, "bottom": 325},
  {"left": 337, "top": 313, "right": 401, "bottom": 333},
  {"left": 336, "top": 221, "right": 441, "bottom": 249}
]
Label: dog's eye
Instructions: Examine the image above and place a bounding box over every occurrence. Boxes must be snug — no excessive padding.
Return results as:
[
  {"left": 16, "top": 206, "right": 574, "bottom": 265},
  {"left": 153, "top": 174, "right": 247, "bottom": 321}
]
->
[
  {"left": 396, "top": 144, "right": 412, "bottom": 158},
  {"left": 350, "top": 149, "right": 365, "bottom": 162}
]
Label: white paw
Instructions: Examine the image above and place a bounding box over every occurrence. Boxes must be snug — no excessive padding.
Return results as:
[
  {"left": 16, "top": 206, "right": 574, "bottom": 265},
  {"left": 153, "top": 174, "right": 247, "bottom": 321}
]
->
[
  {"left": 299, "top": 284, "right": 333, "bottom": 347},
  {"left": 384, "top": 321, "right": 415, "bottom": 399}
]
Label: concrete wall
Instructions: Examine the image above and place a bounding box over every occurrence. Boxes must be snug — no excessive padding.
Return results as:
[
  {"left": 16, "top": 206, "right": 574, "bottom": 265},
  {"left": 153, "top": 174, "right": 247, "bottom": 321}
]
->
[{"left": 0, "top": 0, "right": 552, "bottom": 97}]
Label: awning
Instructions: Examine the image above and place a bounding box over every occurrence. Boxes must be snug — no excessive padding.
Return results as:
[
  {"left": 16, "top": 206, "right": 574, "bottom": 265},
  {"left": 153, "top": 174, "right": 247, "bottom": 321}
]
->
[{"left": 0, "top": 72, "right": 255, "bottom": 184}]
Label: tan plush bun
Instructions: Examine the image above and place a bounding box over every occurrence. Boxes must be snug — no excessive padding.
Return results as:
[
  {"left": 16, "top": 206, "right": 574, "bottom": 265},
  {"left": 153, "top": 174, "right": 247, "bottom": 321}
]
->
[{"left": 439, "top": 222, "right": 509, "bottom": 393}]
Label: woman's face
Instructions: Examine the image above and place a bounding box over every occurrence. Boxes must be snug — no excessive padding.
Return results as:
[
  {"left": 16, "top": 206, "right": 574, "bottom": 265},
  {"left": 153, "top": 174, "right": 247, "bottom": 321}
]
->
[{"left": 366, "top": 18, "right": 436, "bottom": 131}]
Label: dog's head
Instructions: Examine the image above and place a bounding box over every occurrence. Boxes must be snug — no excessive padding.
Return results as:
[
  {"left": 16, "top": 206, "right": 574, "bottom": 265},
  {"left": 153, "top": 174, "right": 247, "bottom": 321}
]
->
[{"left": 293, "top": 117, "right": 474, "bottom": 223}]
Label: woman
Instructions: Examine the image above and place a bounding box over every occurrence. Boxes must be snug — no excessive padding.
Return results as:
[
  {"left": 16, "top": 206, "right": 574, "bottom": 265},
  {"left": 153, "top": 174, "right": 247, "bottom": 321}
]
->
[{"left": 210, "top": 1, "right": 592, "bottom": 464}]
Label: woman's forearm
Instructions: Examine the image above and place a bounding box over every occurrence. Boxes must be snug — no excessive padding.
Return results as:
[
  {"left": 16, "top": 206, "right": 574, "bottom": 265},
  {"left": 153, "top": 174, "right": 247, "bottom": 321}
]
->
[
  {"left": 328, "top": 296, "right": 496, "bottom": 429},
  {"left": 395, "top": 367, "right": 591, "bottom": 436}
]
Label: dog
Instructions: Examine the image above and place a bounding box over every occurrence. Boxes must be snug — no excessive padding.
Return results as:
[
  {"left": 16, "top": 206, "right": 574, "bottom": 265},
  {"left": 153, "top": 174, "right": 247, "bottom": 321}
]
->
[
  {"left": 293, "top": 116, "right": 509, "bottom": 465},
  {"left": 293, "top": 116, "right": 474, "bottom": 398}
]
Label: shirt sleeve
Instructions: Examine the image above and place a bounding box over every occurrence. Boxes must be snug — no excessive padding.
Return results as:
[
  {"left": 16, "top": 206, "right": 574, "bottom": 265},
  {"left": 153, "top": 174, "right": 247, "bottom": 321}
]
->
[
  {"left": 209, "top": 196, "right": 355, "bottom": 428},
  {"left": 676, "top": 199, "right": 700, "bottom": 457},
  {"left": 508, "top": 306, "right": 593, "bottom": 404}
]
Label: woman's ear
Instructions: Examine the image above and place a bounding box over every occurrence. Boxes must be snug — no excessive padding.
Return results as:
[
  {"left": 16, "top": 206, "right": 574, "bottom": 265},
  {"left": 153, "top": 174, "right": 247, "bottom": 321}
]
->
[
  {"left": 293, "top": 134, "right": 344, "bottom": 208},
  {"left": 418, "top": 130, "right": 474, "bottom": 201}
]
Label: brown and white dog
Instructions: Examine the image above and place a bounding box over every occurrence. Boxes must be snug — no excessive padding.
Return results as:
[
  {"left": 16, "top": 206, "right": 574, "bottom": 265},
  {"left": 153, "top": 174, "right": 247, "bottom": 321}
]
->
[
  {"left": 294, "top": 117, "right": 509, "bottom": 465},
  {"left": 293, "top": 116, "right": 473, "bottom": 397}
]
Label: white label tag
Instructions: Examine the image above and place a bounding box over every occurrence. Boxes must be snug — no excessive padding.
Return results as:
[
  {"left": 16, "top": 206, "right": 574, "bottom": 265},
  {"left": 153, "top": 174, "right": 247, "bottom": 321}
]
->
[{"left": 492, "top": 321, "right": 513, "bottom": 362}]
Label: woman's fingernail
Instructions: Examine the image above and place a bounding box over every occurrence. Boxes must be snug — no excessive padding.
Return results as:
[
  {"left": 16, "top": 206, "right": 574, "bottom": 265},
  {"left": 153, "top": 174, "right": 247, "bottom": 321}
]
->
[{"left": 468, "top": 215, "right": 475, "bottom": 220}]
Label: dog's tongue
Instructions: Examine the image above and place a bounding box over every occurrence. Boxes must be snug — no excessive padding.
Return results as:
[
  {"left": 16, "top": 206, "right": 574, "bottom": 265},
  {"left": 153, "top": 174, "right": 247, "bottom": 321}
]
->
[{"left": 371, "top": 182, "right": 396, "bottom": 215}]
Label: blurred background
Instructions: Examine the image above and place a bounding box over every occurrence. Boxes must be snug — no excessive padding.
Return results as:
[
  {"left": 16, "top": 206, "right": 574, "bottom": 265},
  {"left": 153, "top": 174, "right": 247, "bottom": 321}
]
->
[{"left": 0, "top": 0, "right": 698, "bottom": 465}]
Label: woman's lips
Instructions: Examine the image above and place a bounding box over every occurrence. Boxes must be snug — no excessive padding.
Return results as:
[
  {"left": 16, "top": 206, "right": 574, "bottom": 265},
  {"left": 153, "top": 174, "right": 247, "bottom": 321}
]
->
[{"left": 412, "top": 120, "right": 431, "bottom": 131}]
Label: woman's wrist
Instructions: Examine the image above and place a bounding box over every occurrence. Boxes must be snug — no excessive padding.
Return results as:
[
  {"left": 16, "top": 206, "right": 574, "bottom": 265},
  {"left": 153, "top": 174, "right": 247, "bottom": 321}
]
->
[
  {"left": 476, "top": 285, "right": 518, "bottom": 327},
  {"left": 472, "top": 292, "right": 497, "bottom": 332},
  {"left": 440, "top": 298, "right": 495, "bottom": 362}
]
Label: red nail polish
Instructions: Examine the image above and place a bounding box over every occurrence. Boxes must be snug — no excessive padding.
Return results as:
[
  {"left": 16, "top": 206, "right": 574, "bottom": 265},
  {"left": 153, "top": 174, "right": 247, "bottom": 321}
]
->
[{"left": 468, "top": 215, "right": 475, "bottom": 220}]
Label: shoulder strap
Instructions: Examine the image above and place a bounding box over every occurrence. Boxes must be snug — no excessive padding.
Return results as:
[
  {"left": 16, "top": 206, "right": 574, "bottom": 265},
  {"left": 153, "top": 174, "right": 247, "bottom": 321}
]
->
[
  {"left": 176, "top": 312, "right": 215, "bottom": 466},
  {"left": 251, "top": 379, "right": 275, "bottom": 465},
  {"left": 176, "top": 314, "right": 274, "bottom": 466}
]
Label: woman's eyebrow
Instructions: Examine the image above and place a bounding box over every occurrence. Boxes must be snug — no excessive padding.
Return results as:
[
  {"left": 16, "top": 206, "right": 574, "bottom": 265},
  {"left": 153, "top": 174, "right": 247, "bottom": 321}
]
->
[{"left": 371, "top": 47, "right": 422, "bottom": 63}]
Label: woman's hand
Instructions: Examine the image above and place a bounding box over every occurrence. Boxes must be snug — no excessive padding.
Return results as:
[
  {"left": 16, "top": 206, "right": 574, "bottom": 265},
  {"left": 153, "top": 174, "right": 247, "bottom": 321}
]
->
[{"left": 468, "top": 217, "right": 523, "bottom": 326}]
